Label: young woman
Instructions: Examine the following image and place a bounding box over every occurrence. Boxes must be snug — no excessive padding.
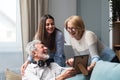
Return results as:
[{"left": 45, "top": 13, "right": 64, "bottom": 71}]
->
[
  {"left": 21, "top": 14, "right": 66, "bottom": 75},
  {"left": 65, "top": 15, "right": 116, "bottom": 72}
]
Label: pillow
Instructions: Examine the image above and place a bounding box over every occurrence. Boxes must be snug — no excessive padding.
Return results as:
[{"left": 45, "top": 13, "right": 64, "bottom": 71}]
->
[
  {"left": 66, "top": 74, "right": 90, "bottom": 80},
  {"left": 5, "top": 68, "right": 22, "bottom": 80},
  {"left": 90, "top": 60, "right": 120, "bottom": 80}
]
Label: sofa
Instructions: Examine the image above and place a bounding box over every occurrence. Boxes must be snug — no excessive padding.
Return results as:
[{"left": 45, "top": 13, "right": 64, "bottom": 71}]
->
[
  {"left": 5, "top": 68, "right": 21, "bottom": 80},
  {"left": 67, "top": 60, "right": 120, "bottom": 80},
  {"left": 4, "top": 60, "right": 120, "bottom": 80}
]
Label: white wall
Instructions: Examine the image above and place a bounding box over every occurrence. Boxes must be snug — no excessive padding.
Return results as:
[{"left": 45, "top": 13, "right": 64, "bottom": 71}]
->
[
  {"left": 48, "top": 0, "right": 111, "bottom": 59},
  {"left": 77, "top": 0, "right": 110, "bottom": 46},
  {"left": 48, "top": 0, "right": 77, "bottom": 59},
  {"left": 49, "top": 0, "right": 76, "bottom": 45}
]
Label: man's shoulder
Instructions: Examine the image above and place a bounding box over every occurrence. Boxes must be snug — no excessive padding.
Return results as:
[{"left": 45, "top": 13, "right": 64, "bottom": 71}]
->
[
  {"left": 27, "top": 63, "right": 38, "bottom": 69},
  {"left": 50, "top": 63, "right": 62, "bottom": 69}
]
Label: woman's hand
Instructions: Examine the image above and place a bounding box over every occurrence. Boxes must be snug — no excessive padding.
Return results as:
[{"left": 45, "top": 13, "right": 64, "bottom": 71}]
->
[
  {"left": 20, "top": 60, "right": 30, "bottom": 76},
  {"left": 87, "top": 62, "right": 96, "bottom": 72},
  {"left": 66, "top": 58, "right": 74, "bottom": 67}
]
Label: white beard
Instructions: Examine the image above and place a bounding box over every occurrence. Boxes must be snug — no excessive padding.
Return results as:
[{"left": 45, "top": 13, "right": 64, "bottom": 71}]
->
[{"left": 39, "top": 54, "right": 50, "bottom": 60}]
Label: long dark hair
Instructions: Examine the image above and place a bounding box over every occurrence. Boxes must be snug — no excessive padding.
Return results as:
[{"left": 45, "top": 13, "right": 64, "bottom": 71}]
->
[{"left": 35, "top": 14, "right": 56, "bottom": 52}]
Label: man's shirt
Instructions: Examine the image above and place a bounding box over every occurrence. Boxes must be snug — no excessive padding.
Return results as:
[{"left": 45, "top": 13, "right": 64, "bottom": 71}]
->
[{"left": 22, "top": 62, "right": 67, "bottom": 80}]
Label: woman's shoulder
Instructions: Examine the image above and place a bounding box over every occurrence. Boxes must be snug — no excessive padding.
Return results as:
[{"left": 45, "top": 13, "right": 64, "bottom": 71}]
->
[
  {"left": 55, "top": 29, "right": 64, "bottom": 41},
  {"left": 84, "top": 30, "right": 98, "bottom": 42},
  {"left": 84, "top": 30, "right": 97, "bottom": 37},
  {"left": 55, "top": 29, "right": 63, "bottom": 36},
  {"left": 85, "top": 30, "right": 96, "bottom": 35}
]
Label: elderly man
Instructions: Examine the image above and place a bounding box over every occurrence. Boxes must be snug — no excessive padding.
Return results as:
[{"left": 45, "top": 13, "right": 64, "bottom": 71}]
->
[{"left": 22, "top": 40, "right": 76, "bottom": 80}]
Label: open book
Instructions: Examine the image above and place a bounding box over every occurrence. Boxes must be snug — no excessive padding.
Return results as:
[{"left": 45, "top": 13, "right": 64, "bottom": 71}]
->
[{"left": 73, "top": 55, "right": 89, "bottom": 75}]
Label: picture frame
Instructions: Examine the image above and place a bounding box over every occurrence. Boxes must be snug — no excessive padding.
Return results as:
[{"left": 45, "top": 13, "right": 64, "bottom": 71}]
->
[{"left": 73, "top": 55, "right": 89, "bottom": 75}]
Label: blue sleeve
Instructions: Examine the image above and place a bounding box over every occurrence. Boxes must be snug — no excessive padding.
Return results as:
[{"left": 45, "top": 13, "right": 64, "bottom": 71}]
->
[
  {"left": 27, "top": 55, "right": 33, "bottom": 62},
  {"left": 54, "top": 31, "right": 66, "bottom": 67},
  {"left": 91, "top": 56, "right": 100, "bottom": 63}
]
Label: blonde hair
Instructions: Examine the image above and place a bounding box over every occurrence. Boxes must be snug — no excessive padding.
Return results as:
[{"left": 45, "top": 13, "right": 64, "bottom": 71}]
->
[{"left": 65, "top": 15, "right": 85, "bottom": 32}]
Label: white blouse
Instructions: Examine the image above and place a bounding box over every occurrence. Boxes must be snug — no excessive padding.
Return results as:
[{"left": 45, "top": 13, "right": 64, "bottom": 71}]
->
[{"left": 70, "top": 30, "right": 109, "bottom": 63}]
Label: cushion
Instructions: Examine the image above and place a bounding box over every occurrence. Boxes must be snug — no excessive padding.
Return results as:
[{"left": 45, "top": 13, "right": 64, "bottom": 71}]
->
[
  {"left": 5, "top": 68, "right": 22, "bottom": 80},
  {"left": 66, "top": 74, "right": 90, "bottom": 80},
  {"left": 90, "top": 60, "right": 120, "bottom": 80}
]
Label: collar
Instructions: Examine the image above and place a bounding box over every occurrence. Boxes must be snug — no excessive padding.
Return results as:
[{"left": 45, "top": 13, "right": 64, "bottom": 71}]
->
[{"left": 31, "top": 58, "right": 54, "bottom": 67}]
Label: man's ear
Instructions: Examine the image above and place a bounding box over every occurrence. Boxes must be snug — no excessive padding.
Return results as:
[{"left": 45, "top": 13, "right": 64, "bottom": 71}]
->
[{"left": 32, "top": 50, "right": 36, "bottom": 56}]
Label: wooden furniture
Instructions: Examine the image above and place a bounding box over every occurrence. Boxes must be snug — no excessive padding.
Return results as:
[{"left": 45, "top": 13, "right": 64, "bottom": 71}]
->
[
  {"left": 113, "top": 22, "right": 120, "bottom": 60},
  {"left": 112, "top": 0, "right": 120, "bottom": 60}
]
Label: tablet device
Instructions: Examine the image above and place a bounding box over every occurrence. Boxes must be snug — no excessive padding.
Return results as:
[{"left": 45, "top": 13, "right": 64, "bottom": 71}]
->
[{"left": 73, "top": 55, "right": 89, "bottom": 75}]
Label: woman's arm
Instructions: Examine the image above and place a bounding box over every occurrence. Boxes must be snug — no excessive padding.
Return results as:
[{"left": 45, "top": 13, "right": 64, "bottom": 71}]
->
[
  {"left": 85, "top": 31, "right": 100, "bottom": 71},
  {"left": 54, "top": 31, "right": 66, "bottom": 67},
  {"left": 85, "top": 31, "right": 100, "bottom": 62},
  {"left": 21, "top": 55, "right": 32, "bottom": 75}
]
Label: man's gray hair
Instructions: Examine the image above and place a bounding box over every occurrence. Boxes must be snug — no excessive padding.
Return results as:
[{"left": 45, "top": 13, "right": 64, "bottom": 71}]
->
[{"left": 26, "top": 40, "right": 42, "bottom": 56}]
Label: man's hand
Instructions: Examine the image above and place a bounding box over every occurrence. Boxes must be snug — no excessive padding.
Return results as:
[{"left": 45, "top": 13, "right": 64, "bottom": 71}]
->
[{"left": 56, "top": 68, "right": 77, "bottom": 80}]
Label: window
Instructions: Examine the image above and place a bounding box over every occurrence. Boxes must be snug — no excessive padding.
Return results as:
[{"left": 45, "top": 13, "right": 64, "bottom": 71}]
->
[{"left": 0, "top": 0, "right": 22, "bottom": 52}]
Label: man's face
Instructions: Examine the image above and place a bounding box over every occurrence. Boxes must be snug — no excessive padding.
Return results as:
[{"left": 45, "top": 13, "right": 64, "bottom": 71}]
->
[{"left": 34, "top": 43, "right": 49, "bottom": 60}]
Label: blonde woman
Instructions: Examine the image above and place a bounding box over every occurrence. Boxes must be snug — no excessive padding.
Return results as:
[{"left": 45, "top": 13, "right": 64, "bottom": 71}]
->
[{"left": 65, "top": 15, "right": 116, "bottom": 72}]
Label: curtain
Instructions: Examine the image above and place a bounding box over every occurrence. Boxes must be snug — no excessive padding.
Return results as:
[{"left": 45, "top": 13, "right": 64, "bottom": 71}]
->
[{"left": 20, "top": 0, "right": 48, "bottom": 62}]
